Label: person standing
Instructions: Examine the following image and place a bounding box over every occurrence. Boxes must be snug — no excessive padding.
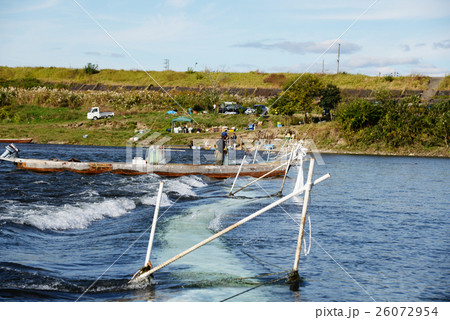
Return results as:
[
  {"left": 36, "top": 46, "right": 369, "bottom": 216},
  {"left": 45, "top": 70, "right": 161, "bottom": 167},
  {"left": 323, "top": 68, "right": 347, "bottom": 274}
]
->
[
  {"left": 215, "top": 132, "right": 227, "bottom": 165},
  {"left": 231, "top": 132, "right": 237, "bottom": 149}
]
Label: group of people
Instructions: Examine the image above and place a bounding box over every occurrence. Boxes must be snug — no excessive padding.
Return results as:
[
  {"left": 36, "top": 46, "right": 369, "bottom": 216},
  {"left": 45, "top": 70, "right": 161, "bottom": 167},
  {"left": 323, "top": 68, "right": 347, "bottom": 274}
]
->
[{"left": 214, "top": 131, "right": 237, "bottom": 165}]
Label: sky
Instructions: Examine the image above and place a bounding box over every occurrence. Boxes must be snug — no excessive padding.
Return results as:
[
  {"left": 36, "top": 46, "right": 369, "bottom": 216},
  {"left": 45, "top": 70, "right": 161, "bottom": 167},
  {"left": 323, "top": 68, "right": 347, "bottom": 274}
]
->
[{"left": 1, "top": 0, "right": 449, "bottom": 76}]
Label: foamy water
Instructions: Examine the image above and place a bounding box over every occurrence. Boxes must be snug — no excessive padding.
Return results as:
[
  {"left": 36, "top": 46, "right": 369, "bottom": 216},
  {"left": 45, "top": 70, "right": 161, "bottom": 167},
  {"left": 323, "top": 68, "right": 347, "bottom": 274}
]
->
[
  {"left": 1, "top": 171, "right": 207, "bottom": 231},
  {"left": 4, "top": 198, "right": 136, "bottom": 230}
]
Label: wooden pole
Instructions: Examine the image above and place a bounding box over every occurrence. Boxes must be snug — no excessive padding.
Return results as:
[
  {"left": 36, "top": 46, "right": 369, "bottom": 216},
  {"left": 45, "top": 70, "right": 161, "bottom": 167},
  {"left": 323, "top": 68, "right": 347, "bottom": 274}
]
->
[
  {"left": 291, "top": 158, "right": 315, "bottom": 280},
  {"left": 145, "top": 181, "right": 164, "bottom": 265},
  {"left": 229, "top": 154, "right": 246, "bottom": 196},
  {"left": 130, "top": 171, "right": 330, "bottom": 283}
]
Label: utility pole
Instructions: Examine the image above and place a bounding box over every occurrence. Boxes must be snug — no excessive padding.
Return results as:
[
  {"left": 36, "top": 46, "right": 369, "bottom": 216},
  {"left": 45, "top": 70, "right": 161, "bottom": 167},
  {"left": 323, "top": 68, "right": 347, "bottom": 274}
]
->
[
  {"left": 164, "top": 59, "right": 169, "bottom": 71},
  {"left": 337, "top": 43, "right": 340, "bottom": 74}
]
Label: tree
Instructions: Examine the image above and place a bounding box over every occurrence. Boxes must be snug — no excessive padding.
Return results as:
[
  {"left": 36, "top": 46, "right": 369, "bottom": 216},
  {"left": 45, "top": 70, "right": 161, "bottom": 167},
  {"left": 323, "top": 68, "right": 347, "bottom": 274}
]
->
[
  {"left": 272, "top": 74, "right": 324, "bottom": 122},
  {"left": 319, "top": 84, "right": 341, "bottom": 119},
  {"left": 84, "top": 63, "right": 99, "bottom": 75}
]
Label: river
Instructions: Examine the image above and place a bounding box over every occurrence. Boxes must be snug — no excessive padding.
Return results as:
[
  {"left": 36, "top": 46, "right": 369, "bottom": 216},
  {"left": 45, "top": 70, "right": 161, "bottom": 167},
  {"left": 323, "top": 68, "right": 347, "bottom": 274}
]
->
[{"left": 0, "top": 143, "right": 448, "bottom": 302}]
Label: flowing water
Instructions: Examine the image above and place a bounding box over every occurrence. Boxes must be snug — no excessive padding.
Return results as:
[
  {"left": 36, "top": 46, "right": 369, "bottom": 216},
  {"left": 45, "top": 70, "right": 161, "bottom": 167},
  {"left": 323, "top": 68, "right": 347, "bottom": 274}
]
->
[{"left": 0, "top": 144, "right": 448, "bottom": 302}]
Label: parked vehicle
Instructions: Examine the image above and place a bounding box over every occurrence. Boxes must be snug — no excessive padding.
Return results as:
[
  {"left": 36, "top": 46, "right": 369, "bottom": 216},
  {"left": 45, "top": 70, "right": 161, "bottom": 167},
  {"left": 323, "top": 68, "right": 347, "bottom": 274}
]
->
[
  {"left": 254, "top": 104, "right": 268, "bottom": 115},
  {"left": 219, "top": 102, "right": 244, "bottom": 114},
  {"left": 87, "top": 107, "right": 114, "bottom": 120},
  {"left": 245, "top": 104, "right": 268, "bottom": 115},
  {"left": 245, "top": 107, "right": 256, "bottom": 114}
]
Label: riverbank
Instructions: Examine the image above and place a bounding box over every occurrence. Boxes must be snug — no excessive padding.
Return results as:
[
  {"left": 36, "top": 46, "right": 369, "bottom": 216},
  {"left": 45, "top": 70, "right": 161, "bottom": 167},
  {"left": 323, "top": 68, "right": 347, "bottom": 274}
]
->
[
  {"left": 1, "top": 120, "right": 448, "bottom": 158},
  {"left": 1, "top": 68, "right": 448, "bottom": 158}
]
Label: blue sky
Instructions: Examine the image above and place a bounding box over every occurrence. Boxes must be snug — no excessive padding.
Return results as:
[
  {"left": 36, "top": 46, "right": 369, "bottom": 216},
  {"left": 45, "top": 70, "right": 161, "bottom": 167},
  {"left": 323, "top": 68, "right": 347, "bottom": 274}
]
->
[{"left": 1, "top": 0, "right": 449, "bottom": 76}]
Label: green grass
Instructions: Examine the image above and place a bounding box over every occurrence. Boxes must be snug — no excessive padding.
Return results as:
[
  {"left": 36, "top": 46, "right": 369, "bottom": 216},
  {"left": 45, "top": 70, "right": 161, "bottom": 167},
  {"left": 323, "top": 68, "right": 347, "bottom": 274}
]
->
[
  {"left": 0, "top": 66, "right": 437, "bottom": 90},
  {"left": 0, "top": 104, "right": 83, "bottom": 123},
  {"left": 438, "top": 75, "right": 450, "bottom": 90}
]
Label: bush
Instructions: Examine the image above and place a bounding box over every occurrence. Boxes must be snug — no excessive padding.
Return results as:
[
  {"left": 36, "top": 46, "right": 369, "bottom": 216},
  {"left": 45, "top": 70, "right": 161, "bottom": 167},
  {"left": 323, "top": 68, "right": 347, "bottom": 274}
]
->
[
  {"left": 337, "top": 95, "right": 449, "bottom": 148},
  {"left": 319, "top": 84, "right": 341, "bottom": 115},
  {"left": 263, "top": 73, "right": 286, "bottom": 87},
  {"left": 338, "top": 99, "right": 384, "bottom": 132},
  {"left": 0, "top": 77, "right": 45, "bottom": 89},
  {"left": 84, "top": 63, "right": 99, "bottom": 75}
]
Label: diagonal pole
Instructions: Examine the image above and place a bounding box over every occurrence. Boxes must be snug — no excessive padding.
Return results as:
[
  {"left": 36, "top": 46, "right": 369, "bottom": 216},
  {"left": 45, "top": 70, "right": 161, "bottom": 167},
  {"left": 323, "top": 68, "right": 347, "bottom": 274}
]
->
[
  {"left": 145, "top": 181, "right": 164, "bottom": 265},
  {"left": 229, "top": 154, "right": 246, "bottom": 196}
]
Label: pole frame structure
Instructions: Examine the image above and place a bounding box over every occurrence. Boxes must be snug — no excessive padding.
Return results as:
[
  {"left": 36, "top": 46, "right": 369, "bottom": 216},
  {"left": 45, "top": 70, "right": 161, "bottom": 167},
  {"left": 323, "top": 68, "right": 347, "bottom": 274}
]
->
[
  {"left": 278, "top": 147, "right": 295, "bottom": 196},
  {"left": 229, "top": 154, "right": 246, "bottom": 196},
  {"left": 290, "top": 158, "right": 315, "bottom": 282},
  {"left": 145, "top": 181, "right": 164, "bottom": 265},
  {"left": 130, "top": 165, "right": 330, "bottom": 283},
  {"left": 130, "top": 181, "right": 164, "bottom": 282},
  {"left": 229, "top": 160, "right": 290, "bottom": 196}
]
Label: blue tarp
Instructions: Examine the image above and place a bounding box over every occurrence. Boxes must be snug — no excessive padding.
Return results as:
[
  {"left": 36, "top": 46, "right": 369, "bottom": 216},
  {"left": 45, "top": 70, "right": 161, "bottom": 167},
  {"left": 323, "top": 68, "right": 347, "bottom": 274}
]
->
[{"left": 171, "top": 116, "right": 192, "bottom": 122}]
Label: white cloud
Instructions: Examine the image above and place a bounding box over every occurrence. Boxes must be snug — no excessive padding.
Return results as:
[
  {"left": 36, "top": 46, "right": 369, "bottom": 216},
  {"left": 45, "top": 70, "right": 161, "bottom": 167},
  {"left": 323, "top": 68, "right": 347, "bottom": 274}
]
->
[
  {"left": 0, "top": 0, "right": 59, "bottom": 15},
  {"left": 234, "top": 39, "right": 361, "bottom": 55},
  {"left": 285, "top": 0, "right": 450, "bottom": 21},
  {"left": 433, "top": 39, "right": 450, "bottom": 49},
  {"left": 112, "top": 14, "right": 199, "bottom": 46},
  {"left": 400, "top": 44, "right": 410, "bottom": 52},
  {"left": 346, "top": 56, "right": 420, "bottom": 68}
]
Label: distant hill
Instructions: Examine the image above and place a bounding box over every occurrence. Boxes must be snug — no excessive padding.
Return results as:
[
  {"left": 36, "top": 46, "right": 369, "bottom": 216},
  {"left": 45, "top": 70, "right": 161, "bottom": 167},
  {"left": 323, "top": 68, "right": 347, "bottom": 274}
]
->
[{"left": 1, "top": 66, "right": 449, "bottom": 102}]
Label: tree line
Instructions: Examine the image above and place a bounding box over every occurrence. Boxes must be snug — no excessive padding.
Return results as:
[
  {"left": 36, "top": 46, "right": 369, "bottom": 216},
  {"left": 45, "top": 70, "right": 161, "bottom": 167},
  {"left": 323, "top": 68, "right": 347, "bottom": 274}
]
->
[{"left": 269, "top": 74, "right": 449, "bottom": 148}]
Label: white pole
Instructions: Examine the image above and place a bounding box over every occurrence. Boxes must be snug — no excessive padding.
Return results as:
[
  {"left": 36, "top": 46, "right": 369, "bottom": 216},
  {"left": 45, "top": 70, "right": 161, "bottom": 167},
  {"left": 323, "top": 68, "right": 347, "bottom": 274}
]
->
[
  {"left": 292, "top": 158, "right": 315, "bottom": 273},
  {"left": 252, "top": 145, "right": 259, "bottom": 163},
  {"left": 229, "top": 160, "right": 289, "bottom": 196},
  {"left": 229, "top": 154, "right": 246, "bottom": 196},
  {"left": 278, "top": 147, "right": 295, "bottom": 195},
  {"left": 294, "top": 157, "right": 304, "bottom": 193},
  {"left": 145, "top": 181, "right": 164, "bottom": 265},
  {"left": 130, "top": 171, "right": 330, "bottom": 283}
]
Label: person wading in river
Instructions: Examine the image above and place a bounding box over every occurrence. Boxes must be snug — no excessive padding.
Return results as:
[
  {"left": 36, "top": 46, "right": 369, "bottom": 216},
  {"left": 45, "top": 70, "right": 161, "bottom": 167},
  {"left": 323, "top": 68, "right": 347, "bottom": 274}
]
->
[{"left": 215, "top": 132, "right": 227, "bottom": 165}]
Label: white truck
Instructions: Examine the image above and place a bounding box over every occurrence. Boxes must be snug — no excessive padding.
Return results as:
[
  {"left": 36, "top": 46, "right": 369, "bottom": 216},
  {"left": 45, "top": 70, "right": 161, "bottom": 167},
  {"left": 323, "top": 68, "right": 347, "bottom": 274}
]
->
[{"left": 87, "top": 107, "right": 114, "bottom": 120}]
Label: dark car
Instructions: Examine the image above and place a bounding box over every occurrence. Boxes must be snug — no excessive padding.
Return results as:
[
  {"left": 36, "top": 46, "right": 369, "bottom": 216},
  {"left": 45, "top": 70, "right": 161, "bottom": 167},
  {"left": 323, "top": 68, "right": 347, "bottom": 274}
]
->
[
  {"left": 219, "top": 102, "right": 244, "bottom": 114},
  {"left": 254, "top": 104, "right": 268, "bottom": 115}
]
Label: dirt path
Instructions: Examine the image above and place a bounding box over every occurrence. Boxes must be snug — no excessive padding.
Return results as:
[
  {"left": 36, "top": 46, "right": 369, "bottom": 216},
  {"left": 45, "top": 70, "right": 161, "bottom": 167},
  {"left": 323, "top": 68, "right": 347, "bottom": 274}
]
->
[{"left": 422, "top": 77, "right": 444, "bottom": 101}]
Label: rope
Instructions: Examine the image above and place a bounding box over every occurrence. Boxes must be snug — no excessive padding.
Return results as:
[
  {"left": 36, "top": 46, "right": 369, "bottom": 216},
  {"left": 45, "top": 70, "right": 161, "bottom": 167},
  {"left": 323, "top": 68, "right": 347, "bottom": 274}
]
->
[
  {"left": 241, "top": 250, "right": 288, "bottom": 271},
  {"left": 303, "top": 215, "right": 312, "bottom": 256},
  {"left": 302, "top": 192, "right": 313, "bottom": 256},
  {"left": 236, "top": 270, "right": 291, "bottom": 281},
  {"left": 220, "top": 272, "right": 290, "bottom": 302}
]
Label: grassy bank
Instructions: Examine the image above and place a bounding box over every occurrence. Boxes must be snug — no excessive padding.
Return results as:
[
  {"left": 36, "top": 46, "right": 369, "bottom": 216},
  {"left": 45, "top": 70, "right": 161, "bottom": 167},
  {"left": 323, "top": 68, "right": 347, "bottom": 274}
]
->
[
  {"left": 1, "top": 108, "right": 448, "bottom": 158},
  {"left": 0, "top": 67, "right": 449, "bottom": 158},
  {"left": 2, "top": 66, "right": 447, "bottom": 90}
]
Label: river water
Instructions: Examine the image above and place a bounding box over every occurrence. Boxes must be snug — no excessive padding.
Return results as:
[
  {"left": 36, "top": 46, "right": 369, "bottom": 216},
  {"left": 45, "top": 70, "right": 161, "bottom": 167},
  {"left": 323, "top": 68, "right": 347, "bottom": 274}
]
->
[{"left": 0, "top": 143, "right": 448, "bottom": 302}]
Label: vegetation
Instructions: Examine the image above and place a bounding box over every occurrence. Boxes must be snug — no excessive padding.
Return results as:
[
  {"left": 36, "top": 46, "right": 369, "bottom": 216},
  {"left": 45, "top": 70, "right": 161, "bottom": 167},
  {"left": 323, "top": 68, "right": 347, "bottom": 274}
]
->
[
  {"left": 83, "top": 63, "right": 100, "bottom": 75},
  {"left": 0, "top": 66, "right": 448, "bottom": 157},
  {"left": 270, "top": 74, "right": 324, "bottom": 120},
  {"left": 269, "top": 74, "right": 341, "bottom": 124},
  {"left": 438, "top": 75, "right": 450, "bottom": 90},
  {"left": 318, "top": 84, "right": 341, "bottom": 117},
  {"left": 337, "top": 94, "right": 449, "bottom": 148},
  {"left": 0, "top": 66, "right": 440, "bottom": 90}
]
